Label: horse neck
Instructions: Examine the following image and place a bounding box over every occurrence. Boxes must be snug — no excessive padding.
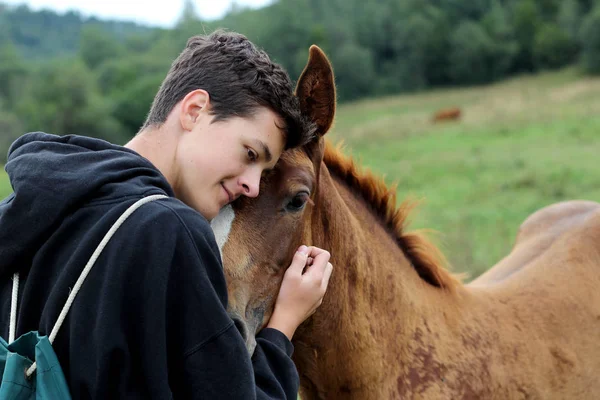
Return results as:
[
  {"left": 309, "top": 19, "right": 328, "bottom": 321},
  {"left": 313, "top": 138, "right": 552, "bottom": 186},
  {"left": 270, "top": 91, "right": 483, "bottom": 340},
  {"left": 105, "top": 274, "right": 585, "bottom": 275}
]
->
[{"left": 293, "top": 165, "right": 465, "bottom": 399}]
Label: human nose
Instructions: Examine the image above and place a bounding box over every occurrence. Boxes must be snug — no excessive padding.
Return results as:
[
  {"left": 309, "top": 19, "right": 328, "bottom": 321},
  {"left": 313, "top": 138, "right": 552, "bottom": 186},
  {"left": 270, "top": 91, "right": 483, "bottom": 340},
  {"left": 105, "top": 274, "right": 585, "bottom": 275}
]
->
[{"left": 238, "top": 168, "right": 261, "bottom": 198}]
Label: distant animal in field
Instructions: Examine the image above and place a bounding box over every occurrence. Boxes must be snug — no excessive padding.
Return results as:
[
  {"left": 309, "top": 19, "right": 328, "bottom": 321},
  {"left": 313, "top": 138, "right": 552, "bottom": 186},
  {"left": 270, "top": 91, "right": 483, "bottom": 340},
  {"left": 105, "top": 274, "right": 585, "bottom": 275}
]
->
[{"left": 432, "top": 107, "right": 461, "bottom": 123}]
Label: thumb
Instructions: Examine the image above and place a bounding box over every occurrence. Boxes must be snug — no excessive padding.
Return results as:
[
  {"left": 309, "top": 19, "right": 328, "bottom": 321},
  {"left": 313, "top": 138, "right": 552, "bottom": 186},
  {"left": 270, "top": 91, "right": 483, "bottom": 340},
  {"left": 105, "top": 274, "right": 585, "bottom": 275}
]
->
[{"left": 287, "top": 245, "right": 310, "bottom": 277}]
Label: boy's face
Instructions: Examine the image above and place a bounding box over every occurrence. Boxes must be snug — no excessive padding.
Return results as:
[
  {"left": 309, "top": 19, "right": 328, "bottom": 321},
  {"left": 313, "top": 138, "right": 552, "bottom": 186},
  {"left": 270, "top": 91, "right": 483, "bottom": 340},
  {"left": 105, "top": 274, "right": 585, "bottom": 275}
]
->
[{"left": 174, "top": 106, "right": 285, "bottom": 220}]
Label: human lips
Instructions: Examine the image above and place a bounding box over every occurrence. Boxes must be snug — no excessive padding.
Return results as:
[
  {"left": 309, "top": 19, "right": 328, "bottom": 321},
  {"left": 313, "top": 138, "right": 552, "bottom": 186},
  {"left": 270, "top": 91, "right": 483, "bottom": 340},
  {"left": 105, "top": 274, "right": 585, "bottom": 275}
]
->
[{"left": 221, "top": 183, "right": 233, "bottom": 204}]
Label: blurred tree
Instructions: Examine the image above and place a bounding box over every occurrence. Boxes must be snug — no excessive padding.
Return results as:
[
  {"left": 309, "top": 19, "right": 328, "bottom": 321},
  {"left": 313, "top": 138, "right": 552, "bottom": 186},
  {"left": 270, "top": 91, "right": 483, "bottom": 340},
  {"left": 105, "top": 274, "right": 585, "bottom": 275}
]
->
[
  {"left": 79, "top": 25, "right": 125, "bottom": 70},
  {"left": 558, "top": 0, "right": 583, "bottom": 42},
  {"left": 0, "top": 43, "right": 28, "bottom": 107},
  {"left": 330, "top": 43, "right": 375, "bottom": 101},
  {"left": 96, "top": 55, "right": 169, "bottom": 96},
  {"left": 449, "top": 21, "right": 495, "bottom": 84},
  {"left": 481, "top": 1, "right": 519, "bottom": 80},
  {"left": 354, "top": 0, "right": 401, "bottom": 86},
  {"left": 3, "top": 0, "right": 600, "bottom": 117},
  {"left": 533, "top": 23, "right": 578, "bottom": 69},
  {"left": 0, "top": 108, "right": 25, "bottom": 164},
  {"left": 536, "top": 0, "right": 561, "bottom": 19},
  {"left": 15, "top": 59, "right": 128, "bottom": 143},
  {"left": 576, "top": 0, "right": 596, "bottom": 14},
  {"left": 512, "top": 0, "right": 542, "bottom": 72},
  {"left": 393, "top": 8, "right": 450, "bottom": 91},
  {"left": 4, "top": 4, "right": 155, "bottom": 60},
  {"left": 411, "top": 5, "right": 452, "bottom": 86},
  {"left": 111, "top": 73, "right": 165, "bottom": 134},
  {"left": 580, "top": 6, "right": 600, "bottom": 73},
  {"left": 394, "top": 13, "right": 430, "bottom": 91},
  {"left": 432, "top": 0, "right": 490, "bottom": 22},
  {"left": 253, "top": 0, "right": 315, "bottom": 79},
  {"left": 123, "top": 32, "right": 158, "bottom": 54}
]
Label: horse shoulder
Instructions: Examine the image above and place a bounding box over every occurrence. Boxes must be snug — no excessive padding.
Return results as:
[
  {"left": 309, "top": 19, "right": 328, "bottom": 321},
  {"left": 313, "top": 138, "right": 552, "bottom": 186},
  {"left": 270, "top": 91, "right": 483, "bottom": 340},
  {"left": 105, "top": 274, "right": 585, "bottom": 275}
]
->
[{"left": 471, "top": 200, "right": 600, "bottom": 286}]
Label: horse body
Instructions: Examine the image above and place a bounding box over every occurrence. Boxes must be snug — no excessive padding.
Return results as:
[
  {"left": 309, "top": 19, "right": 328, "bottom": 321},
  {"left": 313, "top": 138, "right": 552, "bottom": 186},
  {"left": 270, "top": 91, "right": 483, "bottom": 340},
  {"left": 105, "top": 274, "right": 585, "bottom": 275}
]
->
[
  {"left": 288, "top": 145, "right": 600, "bottom": 399},
  {"left": 473, "top": 200, "right": 600, "bottom": 285},
  {"left": 215, "top": 46, "right": 600, "bottom": 399}
]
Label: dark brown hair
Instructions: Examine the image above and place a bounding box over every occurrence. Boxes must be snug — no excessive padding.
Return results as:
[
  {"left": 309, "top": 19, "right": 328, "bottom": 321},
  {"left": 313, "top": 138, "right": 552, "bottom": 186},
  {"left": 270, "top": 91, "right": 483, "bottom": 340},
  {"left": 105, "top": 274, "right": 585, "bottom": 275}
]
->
[{"left": 143, "top": 30, "right": 315, "bottom": 149}]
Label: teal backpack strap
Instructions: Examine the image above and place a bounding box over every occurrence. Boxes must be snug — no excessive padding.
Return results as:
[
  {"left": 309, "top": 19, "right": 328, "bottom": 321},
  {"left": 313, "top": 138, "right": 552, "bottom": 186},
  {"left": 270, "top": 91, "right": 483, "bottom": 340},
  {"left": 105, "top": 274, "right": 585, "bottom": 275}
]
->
[{"left": 8, "top": 194, "right": 168, "bottom": 379}]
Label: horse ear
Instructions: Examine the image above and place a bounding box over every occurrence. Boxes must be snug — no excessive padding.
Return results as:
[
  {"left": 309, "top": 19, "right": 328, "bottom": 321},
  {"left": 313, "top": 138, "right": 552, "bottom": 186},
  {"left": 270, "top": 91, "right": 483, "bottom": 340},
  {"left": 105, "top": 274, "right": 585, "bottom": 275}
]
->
[{"left": 295, "top": 45, "right": 336, "bottom": 137}]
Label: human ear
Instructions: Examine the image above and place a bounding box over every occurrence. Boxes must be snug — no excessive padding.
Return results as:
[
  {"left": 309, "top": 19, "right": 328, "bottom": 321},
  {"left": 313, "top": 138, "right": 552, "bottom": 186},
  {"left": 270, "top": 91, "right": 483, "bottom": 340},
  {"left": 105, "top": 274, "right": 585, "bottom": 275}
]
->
[{"left": 179, "top": 89, "right": 211, "bottom": 131}]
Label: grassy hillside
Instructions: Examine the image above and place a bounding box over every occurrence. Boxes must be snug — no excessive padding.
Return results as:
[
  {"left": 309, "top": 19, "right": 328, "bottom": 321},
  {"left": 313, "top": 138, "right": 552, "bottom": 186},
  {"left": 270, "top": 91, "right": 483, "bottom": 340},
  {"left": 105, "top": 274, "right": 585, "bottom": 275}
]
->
[
  {"left": 1, "top": 67, "right": 599, "bottom": 278},
  {"left": 328, "top": 67, "right": 600, "bottom": 278}
]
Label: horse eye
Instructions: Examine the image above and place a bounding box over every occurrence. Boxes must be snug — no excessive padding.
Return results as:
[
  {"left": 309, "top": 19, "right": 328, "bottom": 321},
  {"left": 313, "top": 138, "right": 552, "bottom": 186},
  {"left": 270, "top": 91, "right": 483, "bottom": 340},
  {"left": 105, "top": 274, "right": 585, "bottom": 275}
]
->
[{"left": 285, "top": 192, "right": 309, "bottom": 212}]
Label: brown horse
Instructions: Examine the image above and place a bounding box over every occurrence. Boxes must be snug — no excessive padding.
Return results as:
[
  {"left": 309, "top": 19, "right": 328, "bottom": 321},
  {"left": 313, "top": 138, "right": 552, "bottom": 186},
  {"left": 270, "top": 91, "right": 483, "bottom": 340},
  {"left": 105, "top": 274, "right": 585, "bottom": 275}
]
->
[
  {"left": 211, "top": 46, "right": 600, "bottom": 399},
  {"left": 432, "top": 107, "right": 461, "bottom": 123}
]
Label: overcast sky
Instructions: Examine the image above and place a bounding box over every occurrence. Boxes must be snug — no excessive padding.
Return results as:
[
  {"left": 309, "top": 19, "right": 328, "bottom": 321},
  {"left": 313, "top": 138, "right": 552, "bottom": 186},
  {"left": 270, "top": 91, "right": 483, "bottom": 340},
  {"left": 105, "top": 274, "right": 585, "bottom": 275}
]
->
[{"left": 3, "top": 0, "right": 273, "bottom": 27}]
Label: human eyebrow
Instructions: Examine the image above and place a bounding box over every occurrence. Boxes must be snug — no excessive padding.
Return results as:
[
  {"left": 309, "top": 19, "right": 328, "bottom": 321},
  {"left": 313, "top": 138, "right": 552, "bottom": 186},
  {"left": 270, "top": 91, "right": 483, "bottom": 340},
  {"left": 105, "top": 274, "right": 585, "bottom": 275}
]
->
[{"left": 252, "top": 139, "right": 272, "bottom": 163}]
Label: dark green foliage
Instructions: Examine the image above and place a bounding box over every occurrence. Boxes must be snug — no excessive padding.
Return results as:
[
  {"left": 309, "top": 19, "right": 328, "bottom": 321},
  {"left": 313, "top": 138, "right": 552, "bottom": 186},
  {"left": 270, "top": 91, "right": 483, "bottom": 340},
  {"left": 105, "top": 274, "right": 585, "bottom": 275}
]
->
[
  {"left": 533, "top": 23, "right": 578, "bottom": 69},
  {"left": 0, "top": 108, "right": 24, "bottom": 162},
  {"left": 0, "top": 43, "right": 28, "bottom": 105},
  {"left": 0, "top": 0, "right": 599, "bottom": 161},
  {"left": 558, "top": 0, "right": 582, "bottom": 42},
  {"left": 14, "top": 59, "right": 127, "bottom": 143},
  {"left": 331, "top": 43, "right": 376, "bottom": 101},
  {"left": 79, "top": 25, "right": 125, "bottom": 70},
  {"left": 1, "top": 4, "right": 151, "bottom": 59},
  {"left": 111, "top": 73, "right": 164, "bottom": 134},
  {"left": 580, "top": 5, "right": 600, "bottom": 74},
  {"left": 512, "top": 0, "right": 542, "bottom": 72},
  {"left": 449, "top": 21, "right": 496, "bottom": 84},
  {"left": 481, "top": 1, "right": 519, "bottom": 80}
]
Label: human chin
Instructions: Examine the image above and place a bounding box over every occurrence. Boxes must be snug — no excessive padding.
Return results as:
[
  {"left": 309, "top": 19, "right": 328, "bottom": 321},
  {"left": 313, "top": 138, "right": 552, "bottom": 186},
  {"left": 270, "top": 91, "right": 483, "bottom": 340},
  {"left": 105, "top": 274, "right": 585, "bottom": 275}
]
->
[
  {"left": 203, "top": 205, "right": 220, "bottom": 221},
  {"left": 192, "top": 196, "right": 219, "bottom": 221}
]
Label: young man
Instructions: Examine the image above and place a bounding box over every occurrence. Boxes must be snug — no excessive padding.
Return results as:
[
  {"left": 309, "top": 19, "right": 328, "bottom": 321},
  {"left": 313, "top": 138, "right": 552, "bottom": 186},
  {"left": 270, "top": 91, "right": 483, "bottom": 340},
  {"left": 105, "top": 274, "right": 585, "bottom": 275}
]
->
[{"left": 0, "top": 31, "right": 333, "bottom": 398}]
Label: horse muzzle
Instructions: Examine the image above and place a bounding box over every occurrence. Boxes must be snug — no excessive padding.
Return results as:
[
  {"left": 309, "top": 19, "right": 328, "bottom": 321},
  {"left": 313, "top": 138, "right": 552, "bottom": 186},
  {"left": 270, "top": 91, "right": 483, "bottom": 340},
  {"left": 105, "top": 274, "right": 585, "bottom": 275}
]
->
[{"left": 229, "top": 313, "right": 259, "bottom": 356}]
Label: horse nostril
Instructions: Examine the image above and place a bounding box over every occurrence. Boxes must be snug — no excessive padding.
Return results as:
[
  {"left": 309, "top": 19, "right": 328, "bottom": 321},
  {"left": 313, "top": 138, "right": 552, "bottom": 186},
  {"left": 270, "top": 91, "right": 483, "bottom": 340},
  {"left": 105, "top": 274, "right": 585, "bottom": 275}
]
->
[{"left": 232, "top": 316, "right": 249, "bottom": 342}]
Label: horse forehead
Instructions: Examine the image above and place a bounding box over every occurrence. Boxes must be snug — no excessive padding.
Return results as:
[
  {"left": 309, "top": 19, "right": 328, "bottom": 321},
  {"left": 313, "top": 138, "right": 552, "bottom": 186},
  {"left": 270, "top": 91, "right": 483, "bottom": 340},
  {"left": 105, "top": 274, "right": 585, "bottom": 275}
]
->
[
  {"left": 280, "top": 149, "right": 313, "bottom": 169},
  {"left": 277, "top": 149, "right": 315, "bottom": 181}
]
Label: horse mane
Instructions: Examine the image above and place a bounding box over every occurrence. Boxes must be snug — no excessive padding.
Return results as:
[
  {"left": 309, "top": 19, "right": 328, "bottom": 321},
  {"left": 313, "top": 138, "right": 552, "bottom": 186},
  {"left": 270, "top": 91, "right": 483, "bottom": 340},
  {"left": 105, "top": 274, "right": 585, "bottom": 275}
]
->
[{"left": 322, "top": 141, "right": 462, "bottom": 291}]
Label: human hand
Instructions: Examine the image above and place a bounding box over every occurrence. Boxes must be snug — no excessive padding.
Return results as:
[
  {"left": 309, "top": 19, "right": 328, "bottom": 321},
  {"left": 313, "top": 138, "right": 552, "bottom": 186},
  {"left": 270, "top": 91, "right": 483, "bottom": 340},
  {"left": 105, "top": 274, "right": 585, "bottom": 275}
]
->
[{"left": 267, "top": 245, "right": 333, "bottom": 340}]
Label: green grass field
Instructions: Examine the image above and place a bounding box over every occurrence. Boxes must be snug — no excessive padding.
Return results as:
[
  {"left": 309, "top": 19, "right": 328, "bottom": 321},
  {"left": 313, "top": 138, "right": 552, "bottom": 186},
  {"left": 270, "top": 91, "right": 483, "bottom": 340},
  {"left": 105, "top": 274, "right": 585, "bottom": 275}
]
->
[{"left": 2, "top": 67, "right": 599, "bottom": 278}]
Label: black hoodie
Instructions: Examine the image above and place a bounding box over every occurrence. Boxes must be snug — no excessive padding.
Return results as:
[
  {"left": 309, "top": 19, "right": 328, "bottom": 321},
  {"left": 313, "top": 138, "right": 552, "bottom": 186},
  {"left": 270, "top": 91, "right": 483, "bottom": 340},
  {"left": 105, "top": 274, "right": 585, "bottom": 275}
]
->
[{"left": 0, "top": 132, "right": 299, "bottom": 399}]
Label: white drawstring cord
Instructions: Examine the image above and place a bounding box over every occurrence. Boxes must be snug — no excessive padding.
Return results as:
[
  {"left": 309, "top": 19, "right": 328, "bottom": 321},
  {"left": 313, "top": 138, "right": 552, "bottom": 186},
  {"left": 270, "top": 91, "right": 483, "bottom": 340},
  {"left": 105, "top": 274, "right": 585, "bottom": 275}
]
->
[
  {"left": 9, "top": 272, "right": 19, "bottom": 343},
  {"left": 7, "top": 195, "right": 167, "bottom": 378}
]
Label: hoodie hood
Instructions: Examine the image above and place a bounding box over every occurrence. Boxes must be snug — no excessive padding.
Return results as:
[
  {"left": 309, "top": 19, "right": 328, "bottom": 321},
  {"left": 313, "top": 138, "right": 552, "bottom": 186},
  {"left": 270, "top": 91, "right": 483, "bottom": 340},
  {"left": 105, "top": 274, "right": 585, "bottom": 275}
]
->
[{"left": 0, "top": 132, "right": 174, "bottom": 277}]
